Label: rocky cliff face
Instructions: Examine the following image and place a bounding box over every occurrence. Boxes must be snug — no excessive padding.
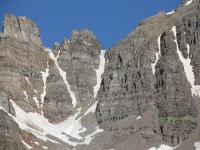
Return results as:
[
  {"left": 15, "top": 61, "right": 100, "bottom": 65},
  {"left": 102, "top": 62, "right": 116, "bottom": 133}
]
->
[
  {"left": 2, "top": 14, "right": 42, "bottom": 45},
  {"left": 96, "top": 0, "right": 200, "bottom": 149},
  {"left": 0, "top": 0, "right": 200, "bottom": 150}
]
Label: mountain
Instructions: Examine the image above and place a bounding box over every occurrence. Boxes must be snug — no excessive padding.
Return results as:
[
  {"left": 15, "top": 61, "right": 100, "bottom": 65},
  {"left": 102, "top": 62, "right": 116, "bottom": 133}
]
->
[{"left": 0, "top": 0, "right": 200, "bottom": 149}]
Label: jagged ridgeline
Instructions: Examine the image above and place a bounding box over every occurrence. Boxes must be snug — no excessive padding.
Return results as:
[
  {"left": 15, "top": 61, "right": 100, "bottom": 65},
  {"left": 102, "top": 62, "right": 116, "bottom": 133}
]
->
[{"left": 0, "top": 0, "right": 200, "bottom": 150}]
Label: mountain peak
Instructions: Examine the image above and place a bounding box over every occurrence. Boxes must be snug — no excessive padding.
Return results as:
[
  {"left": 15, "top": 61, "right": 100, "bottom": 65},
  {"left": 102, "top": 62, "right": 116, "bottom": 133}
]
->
[{"left": 2, "top": 14, "right": 42, "bottom": 45}]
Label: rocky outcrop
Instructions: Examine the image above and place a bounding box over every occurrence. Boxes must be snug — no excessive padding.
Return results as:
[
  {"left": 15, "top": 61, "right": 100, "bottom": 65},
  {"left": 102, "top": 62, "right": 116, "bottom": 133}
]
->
[
  {"left": 57, "top": 29, "right": 101, "bottom": 107},
  {"left": 43, "top": 29, "right": 102, "bottom": 123},
  {"left": 2, "top": 14, "right": 42, "bottom": 45}
]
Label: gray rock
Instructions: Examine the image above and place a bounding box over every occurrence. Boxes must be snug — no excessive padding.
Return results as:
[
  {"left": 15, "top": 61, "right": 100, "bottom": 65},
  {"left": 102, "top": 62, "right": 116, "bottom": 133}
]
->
[
  {"left": 3, "top": 14, "right": 42, "bottom": 45},
  {"left": 0, "top": 0, "right": 200, "bottom": 149},
  {"left": 96, "top": 0, "right": 199, "bottom": 148}
]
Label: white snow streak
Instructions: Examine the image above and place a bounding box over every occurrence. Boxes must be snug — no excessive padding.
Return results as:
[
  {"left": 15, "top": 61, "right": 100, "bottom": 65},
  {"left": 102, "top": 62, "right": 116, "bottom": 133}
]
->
[
  {"left": 33, "top": 96, "right": 40, "bottom": 109},
  {"left": 84, "top": 101, "right": 98, "bottom": 116},
  {"left": 34, "top": 142, "right": 39, "bottom": 145},
  {"left": 25, "top": 76, "right": 30, "bottom": 84},
  {"left": 34, "top": 89, "right": 38, "bottom": 94},
  {"left": 40, "top": 62, "right": 49, "bottom": 114},
  {"left": 187, "top": 44, "right": 190, "bottom": 55},
  {"left": 83, "top": 126, "right": 104, "bottom": 145},
  {"left": 136, "top": 116, "right": 141, "bottom": 120},
  {"left": 148, "top": 144, "right": 174, "bottom": 150},
  {"left": 45, "top": 48, "right": 77, "bottom": 107},
  {"left": 23, "top": 90, "right": 28, "bottom": 101},
  {"left": 33, "top": 89, "right": 39, "bottom": 108},
  {"left": 22, "top": 140, "right": 33, "bottom": 149},
  {"left": 93, "top": 50, "right": 106, "bottom": 98},
  {"left": 151, "top": 35, "right": 161, "bottom": 75},
  {"left": 149, "top": 144, "right": 180, "bottom": 150},
  {"left": 83, "top": 41, "right": 91, "bottom": 46},
  {"left": 194, "top": 142, "right": 200, "bottom": 150},
  {"left": 185, "top": 0, "right": 193, "bottom": 6},
  {"left": 166, "top": 10, "right": 175, "bottom": 15},
  {"left": 172, "top": 26, "right": 200, "bottom": 96},
  {"left": 42, "top": 146, "right": 48, "bottom": 149}
]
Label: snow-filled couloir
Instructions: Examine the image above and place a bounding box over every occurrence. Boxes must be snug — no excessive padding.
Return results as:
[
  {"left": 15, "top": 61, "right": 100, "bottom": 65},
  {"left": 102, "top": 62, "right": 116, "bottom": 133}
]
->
[
  {"left": 93, "top": 50, "right": 106, "bottom": 98},
  {"left": 151, "top": 35, "right": 161, "bottom": 75},
  {"left": 172, "top": 26, "right": 200, "bottom": 97},
  {"left": 40, "top": 62, "right": 49, "bottom": 115}
]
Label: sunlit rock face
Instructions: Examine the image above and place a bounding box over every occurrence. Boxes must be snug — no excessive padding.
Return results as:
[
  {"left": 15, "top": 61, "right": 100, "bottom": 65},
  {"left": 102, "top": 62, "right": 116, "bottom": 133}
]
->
[{"left": 0, "top": 0, "right": 200, "bottom": 150}]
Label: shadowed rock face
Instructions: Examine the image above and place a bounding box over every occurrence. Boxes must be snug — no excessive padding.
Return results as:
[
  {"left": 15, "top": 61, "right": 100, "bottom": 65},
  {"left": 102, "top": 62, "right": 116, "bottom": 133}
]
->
[{"left": 0, "top": 0, "right": 200, "bottom": 150}]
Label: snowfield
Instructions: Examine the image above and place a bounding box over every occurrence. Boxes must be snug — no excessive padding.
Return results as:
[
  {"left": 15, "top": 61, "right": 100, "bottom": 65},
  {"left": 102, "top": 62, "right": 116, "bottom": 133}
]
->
[{"left": 0, "top": 99, "right": 104, "bottom": 147}]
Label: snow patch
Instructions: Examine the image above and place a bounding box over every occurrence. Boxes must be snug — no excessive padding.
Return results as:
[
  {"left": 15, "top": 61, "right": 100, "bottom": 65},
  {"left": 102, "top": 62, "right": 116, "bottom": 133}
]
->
[
  {"left": 42, "top": 146, "right": 48, "bottom": 149},
  {"left": 151, "top": 35, "right": 161, "bottom": 75},
  {"left": 83, "top": 126, "right": 104, "bottom": 145},
  {"left": 8, "top": 100, "right": 56, "bottom": 141},
  {"left": 34, "top": 89, "right": 38, "bottom": 94},
  {"left": 34, "top": 141, "right": 39, "bottom": 145},
  {"left": 194, "top": 142, "right": 200, "bottom": 150},
  {"left": 83, "top": 41, "right": 91, "bottom": 46},
  {"left": 21, "top": 17, "right": 27, "bottom": 20},
  {"left": 84, "top": 101, "right": 98, "bottom": 116},
  {"left": 23, "top": 90, "right": 28, "bottom": 101},
  {"left": 151, "top": 53, "right": 159, "bottom": 75},
  {"left": 47, "top": 138, "right": 61, "bottom": 144},
  {"left": 166, "top": 10, "right": 175, "bottom": 15},
  {"left": 148, "top": 144, "right": 174, "bottom": 150},
  {"left": 136, "top": 116, "right": 141, "bottom": 120},
  {"left": 22, "top": 140, "right": 33, "bottom": 149},
  {"left": 93, "top": 50, "right": 106, "bottom": 98},
  {"left": 185, "top": 0, "right": 193, "bottom": 6},
  {"left": 172, "top": 26, "right": 200, "bottom": 97},
  {"left": 55, "top": 108, "right": 83, "bottom": 140},
  {"left": 45, "top": 48, "right": 77, "bottom": 107},
  {"left": 33, "top": 96, "right": 40, "bottom": 109},
  {"left": 187, "top": 44, "right": 190, "bottom": 56},
  {"left": 40, "top": 62, "right": 49, "bottom": 114},
  {"left": 33, "top": 89, "right": 39, "bottom": 108},
  {"left": 25, "top": 76, "right": 30, "bottom": 84}
]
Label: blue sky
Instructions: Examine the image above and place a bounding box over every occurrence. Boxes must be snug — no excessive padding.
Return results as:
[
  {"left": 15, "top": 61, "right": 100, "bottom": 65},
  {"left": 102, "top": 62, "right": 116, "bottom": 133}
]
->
[{"left": 0, "top": 0, "right": 182, "bottom": 49}]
